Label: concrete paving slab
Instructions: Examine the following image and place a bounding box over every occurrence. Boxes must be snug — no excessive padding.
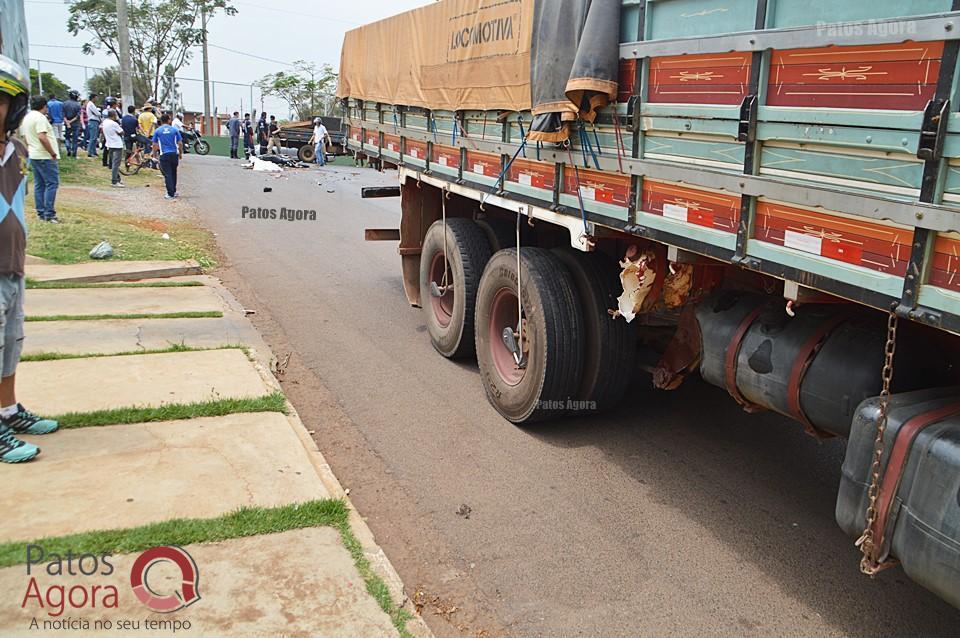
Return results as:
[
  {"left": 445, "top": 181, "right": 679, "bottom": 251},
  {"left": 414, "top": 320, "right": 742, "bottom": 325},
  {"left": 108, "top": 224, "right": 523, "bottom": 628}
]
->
[
  {"left": 16, "top": 349, "right": 272, "bottom": 415},
  {"left": 0, "top": 412, "right": 328, "bottom": 542},
  {"left": 0, "top": 528, "right": 397, "bottom": 637},
  {"left": 23, "top": 316, "right": 260, "bottom": 356},
  {"left": 26, "top": 260, "right": 202, "bottom": 283},
  {"left": 24, "top": 255, "right": 50, "bottom": 265},
  {"left": 24, "top": 286, "right": 226, "bottom": 317}
]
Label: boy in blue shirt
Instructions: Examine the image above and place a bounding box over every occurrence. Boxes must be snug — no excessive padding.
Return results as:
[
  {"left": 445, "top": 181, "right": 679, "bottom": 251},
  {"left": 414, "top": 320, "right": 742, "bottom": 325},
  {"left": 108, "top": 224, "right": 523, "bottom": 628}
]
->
[{"left": 152, "top": 113, "right": 183, "bottom": 199}]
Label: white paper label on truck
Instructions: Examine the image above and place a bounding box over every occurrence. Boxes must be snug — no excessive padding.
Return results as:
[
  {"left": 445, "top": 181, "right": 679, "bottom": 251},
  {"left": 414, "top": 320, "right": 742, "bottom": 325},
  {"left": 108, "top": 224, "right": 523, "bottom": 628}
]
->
[
  {"left": 438, "top": 156, "right": 448, "bottom": 166},
  {"left": 784, "top": 230, "right": 824, "bottom": 256},
  {"left": 409, "top": 148, "right": 418, "bottom": 159},
  {"left": 474, "top": 163, "right": 485, "bottom": 175},
  {"left": 387, "top": 143, "right": 396, "bottom": 151},
  {"left": 519, "top": 173, "right": 532, "bottom": 186},
  {"left": 579, "top": 186, "right": 596, "bottom": 200},
  {"left": 662, "top": 203, "right": 689, "bottom": 222}
]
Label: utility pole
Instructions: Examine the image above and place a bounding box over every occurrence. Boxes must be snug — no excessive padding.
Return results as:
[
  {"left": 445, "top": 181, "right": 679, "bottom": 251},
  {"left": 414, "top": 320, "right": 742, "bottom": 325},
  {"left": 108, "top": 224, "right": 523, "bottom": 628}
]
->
[
  {"left": 201, "top": 7, "right": 212, "bottom": 135},
  {"left": 116, "top": 0, "right": 135, "bottom": 109}
]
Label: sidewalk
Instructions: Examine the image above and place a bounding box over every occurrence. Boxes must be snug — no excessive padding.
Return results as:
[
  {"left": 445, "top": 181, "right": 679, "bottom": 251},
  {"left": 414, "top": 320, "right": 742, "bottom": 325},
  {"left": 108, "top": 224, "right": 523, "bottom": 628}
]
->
[{"left": 0, "top": 261, "right": 430, "bottom": 637}]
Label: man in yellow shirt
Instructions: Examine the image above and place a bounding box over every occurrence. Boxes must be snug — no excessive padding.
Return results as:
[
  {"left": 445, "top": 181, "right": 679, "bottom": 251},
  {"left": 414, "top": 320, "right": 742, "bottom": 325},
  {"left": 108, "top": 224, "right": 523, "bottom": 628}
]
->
[
  {"left": 137, "top": 101, "right": 157, "bottom": 138},
  {"left": 19, "top": 96, "right": 61, "bottom": 222}
]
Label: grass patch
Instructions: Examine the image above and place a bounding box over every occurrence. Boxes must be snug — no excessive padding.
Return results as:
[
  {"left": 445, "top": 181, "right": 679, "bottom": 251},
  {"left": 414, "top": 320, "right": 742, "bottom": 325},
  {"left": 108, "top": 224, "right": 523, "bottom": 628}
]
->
[
  {"left": 20, "top": 344, "right": 246, "bottom": 362},
  {"left": 25, "top": 311, "right": 223, "bottom": 322},
  {"left": 0, "top": 499, "right": 418, "bottom": 637},
  {"left": 337, "top": 518, "right": 415, "bottom": 637},
  {"left": 25, "top": 279, "right": 204, "bottom": 289},
  {"left": 53, "top": 392, "right": 287, "bottom": 429},
  {"left": 0, "top": 500, "right": 348, "bottom": 568},
  {"left": 25, "top": 155, "right": 216, "bottom": 267}
]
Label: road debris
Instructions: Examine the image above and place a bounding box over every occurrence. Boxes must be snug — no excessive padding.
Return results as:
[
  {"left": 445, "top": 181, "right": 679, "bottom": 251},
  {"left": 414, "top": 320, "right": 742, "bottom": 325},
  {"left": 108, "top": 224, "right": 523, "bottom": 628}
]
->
[
  {"left": 455, "top": 504, "right": 472, "bottom": 519},
  {"left": 89, "top": 240, "right": 113, "bottom": 259}
]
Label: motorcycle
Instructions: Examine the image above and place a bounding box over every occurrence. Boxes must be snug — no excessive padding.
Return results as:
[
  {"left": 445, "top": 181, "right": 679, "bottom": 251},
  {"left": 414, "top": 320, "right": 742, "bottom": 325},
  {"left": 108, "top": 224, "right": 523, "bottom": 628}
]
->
[{"left": 181, "top": 125, "right": 210, "bottom": 155}]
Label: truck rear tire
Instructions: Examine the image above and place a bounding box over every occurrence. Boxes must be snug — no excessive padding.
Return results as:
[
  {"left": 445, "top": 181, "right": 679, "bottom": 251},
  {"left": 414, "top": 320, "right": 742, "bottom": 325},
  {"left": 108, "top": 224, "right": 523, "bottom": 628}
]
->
[
  {"left": 420, "top": 218, "right": 493, "bottom": 359},
  {"left": 298, "top": 145, "right": 316, "bottom": 163},
  {"left": 552, "top": 248, "right": 637, "bottom": 411},
  {"left": 475, "top": 248, "right": 584, "bottom": 423}
]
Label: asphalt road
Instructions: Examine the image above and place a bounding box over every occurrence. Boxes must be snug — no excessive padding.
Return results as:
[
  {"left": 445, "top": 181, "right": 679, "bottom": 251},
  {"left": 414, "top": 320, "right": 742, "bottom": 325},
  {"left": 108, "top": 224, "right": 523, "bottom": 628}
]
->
[{"left": 181, "top": 155, "right": 960, "bottom": 637}]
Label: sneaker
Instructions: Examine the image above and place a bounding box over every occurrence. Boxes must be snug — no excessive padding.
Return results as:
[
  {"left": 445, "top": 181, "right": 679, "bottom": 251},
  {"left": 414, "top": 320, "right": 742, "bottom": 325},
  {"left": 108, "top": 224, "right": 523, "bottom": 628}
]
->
[
  {"left": 1, "top": 404, "right": 59, "bottom": 435},
  {"left": 164, "top": 194, "right": 174, "bottom": 200},
  {"left": 0, "top": 427, "right": 39, "bottom": 463},
  {"left": 47, "top": 218, "right": 60, "bottom": 224},
  {"left": 112, "top": 182, "right": 125, "bottom": 188}
]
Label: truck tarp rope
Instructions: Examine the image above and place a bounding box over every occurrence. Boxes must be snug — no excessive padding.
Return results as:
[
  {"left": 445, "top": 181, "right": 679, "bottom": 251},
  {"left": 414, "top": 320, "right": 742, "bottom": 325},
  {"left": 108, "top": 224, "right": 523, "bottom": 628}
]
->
[{"left": 528, "top": 0, "right": 621, "bottom": 144}]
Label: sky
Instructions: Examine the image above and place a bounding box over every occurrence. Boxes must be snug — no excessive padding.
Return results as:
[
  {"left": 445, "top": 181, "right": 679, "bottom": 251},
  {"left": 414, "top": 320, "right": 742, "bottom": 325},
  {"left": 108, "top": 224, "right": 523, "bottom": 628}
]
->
[{"left": 23, "top": 0, "right": 431, "bottom": 117}]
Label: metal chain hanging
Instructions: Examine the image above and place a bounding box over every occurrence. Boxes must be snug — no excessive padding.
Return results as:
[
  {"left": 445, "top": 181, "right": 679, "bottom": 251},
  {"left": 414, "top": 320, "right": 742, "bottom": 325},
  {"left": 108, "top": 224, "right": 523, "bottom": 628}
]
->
[{"left": 855, "top": 309, "right": 900, "bottom": 574}]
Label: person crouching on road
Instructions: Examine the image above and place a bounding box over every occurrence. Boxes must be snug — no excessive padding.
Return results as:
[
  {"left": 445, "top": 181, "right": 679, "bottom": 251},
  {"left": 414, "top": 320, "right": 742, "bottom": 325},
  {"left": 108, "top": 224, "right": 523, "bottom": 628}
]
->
[
  {"left": 19, "top": 96, "right": 61, "bottom": 223},
  {"left": 101, "top": 108, "right": 125, "bottom": 187},
  {"left": 0, "top": 54, "right": 60, "bottom": 464},
  {"left": 152, "top": 113, "right": 182, "bottom": 200}
]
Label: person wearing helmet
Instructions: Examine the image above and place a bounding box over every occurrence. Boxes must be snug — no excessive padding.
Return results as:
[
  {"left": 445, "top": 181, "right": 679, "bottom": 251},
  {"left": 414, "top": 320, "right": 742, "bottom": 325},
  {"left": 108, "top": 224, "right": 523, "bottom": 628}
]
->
[
  {"left": 101, "top": 108, "right": 125, "bottom": 187},
  {"left": 0, "top": 54, "right": 60, "bottom": 464},
  {"left": 310, "top": 117, "right": 330, "bottom": 166},
  {"left": 62, "top": 90, "right": 81, "bottom": 157}
]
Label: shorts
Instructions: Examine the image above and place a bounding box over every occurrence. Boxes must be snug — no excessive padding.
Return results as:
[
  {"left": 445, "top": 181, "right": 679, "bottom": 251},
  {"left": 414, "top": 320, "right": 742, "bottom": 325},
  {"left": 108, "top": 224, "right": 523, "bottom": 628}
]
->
[{"left": 0, "top": 275, "right": 25, "bottom": 378}]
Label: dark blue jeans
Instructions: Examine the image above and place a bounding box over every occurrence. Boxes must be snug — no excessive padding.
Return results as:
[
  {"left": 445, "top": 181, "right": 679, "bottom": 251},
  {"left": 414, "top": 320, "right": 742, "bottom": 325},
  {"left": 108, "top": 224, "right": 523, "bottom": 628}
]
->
[
  {"left": 86, "top": 121, "right": 100, "bottom": 156},
  {"left": 229, "top": 135, "right": 239, "bottom": 158},
  {"left": 31, "top": 159, "right": 59, "bottom": 220},
  {"left": 64, "top": 122, "right": 80, "bottom": 156},
  {"left": 159, "top": 153, "right": 179, "bottom": 196}
]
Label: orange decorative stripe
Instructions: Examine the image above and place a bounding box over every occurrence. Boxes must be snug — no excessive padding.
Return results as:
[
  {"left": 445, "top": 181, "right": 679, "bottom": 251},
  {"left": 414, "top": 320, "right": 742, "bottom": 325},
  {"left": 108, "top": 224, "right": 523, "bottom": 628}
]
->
[
  {"left": 431, "top": 144, "right": 460, "bottom": 168},
  {"left": 768, "top": 41, "right": 943, "bottom": 110},
  {"left": 563, "top": 167, "right": 631, "bottom": 207},
  {"left": 641, "top": 180, "right": 740, "bottom": 233},
  {"left": 648, "top": 52, "right": 752, "bottom": 105},
  {"left": 756, "top": 201, "right": 912, "bottom": 274},
  {"left": 465, "top": 150, "right": 501, "bottom": 178},
  {"left": 932, "top": 235, "right": 960, "bottom": 292},
  {"left": 383, "top": 133, "right": 401, "bottom": 153},
  {"left": 404, "top": 139, "right": 428, "bottom": 160},
  {"left": 508, "top": 158, "right": 555, "bottom": 190}
]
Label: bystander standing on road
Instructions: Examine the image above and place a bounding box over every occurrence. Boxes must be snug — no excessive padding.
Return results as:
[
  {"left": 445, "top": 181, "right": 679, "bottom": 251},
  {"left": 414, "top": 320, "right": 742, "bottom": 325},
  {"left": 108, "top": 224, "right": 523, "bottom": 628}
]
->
[
  {"left": 267, "top": 115, "right": 281, "bottom": 155},
  {"left": 152, "top": 113, "right": 183, "bottom": 200},
  {"left": 121, "top": 105, "right": 139, "bottom": 155},
  {"left": 227, "top": 111, "right": 240, "bottom": 159},
  {"left": 101, "top": 108, "right": 125, "bottom": 188},
  {"left": 0, "top": 55, "right": 60, "bottom": 465},
  {"left": 46, "top": 93, "right": 63, "bottom": 141},
  {"left": 257, "top": 112, "right": 268, "bottom": 153},
  {"left": 85, "top": 92, "right": 100, "bottom": 157},
  {"left": 138, "top": 101, "right": 157, "bottom": 141},
  {"left": 242, "top": 113, "right": 255, "bottom": 158},
  {"left": 79, "top": 98, "right": 88, "bottom": 149},
  {"left": 62, "top": 90, "right": 80, "bottom": 157},
  {"left": 310, "top": 117, "right": 330, "bottom": 166},
  {"left": 19, "top": 96, "right": 60, "bottom": 223},
  {"left": 100, "top": 97, "right": 118, "bottom": 168}
]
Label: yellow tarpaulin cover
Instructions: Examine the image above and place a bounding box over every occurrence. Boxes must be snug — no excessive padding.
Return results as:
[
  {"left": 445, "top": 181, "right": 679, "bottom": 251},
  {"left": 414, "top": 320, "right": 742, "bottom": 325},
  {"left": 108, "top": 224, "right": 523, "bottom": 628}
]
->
[{"left": 336, "top": 0, "right": 534, "bottom": 112}]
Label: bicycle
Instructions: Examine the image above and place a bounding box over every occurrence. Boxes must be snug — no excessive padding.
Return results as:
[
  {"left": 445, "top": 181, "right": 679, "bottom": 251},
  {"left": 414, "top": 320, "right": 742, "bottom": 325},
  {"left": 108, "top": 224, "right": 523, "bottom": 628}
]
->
[{"left": 120, "top": 138, "right": 160, "bottom": 176}]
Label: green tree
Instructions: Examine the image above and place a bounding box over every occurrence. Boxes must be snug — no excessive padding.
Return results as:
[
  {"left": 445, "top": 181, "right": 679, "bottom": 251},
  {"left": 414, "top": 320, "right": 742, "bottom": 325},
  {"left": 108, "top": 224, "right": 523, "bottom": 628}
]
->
[
  {"left": 86, "top": 66, "right": 153, "bottom": 105},
  {"left": 30, "top": 69, "right": 71, "bottom": 99},
  {"left": 256, "top": 61, "right": 338, "bottom": 121},
  {"left": 67, "top": 0, "right": 236, "bottom": 105}
]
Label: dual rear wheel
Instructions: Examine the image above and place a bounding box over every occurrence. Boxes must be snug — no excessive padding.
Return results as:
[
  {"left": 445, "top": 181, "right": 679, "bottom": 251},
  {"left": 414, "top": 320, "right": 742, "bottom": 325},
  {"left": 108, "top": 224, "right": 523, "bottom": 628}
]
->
[{"left": 419, "top": 218, "right": 636, "bottom": 423}]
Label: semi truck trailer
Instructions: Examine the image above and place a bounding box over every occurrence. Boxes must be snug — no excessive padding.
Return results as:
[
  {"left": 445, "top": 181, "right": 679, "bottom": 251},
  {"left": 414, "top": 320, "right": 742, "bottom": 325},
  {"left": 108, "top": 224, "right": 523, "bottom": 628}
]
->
[{"left": 338, "top": 0, "right": 960, "bottom": 608}]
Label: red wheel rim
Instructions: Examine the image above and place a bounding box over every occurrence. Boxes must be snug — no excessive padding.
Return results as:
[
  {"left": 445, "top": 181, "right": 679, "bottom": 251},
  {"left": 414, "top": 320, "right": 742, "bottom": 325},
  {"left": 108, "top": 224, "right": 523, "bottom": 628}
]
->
[
  {"left": 489, "top": 287, "right": 525, "bottom": 386},
  {"left": 429, "top": 251, "right": 454, "bottom": 328}
]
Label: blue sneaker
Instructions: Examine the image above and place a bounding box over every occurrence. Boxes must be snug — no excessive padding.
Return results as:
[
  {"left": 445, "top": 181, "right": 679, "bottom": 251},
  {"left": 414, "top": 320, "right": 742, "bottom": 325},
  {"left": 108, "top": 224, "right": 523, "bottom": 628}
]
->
[
  {"left": 1, "top": 404, "right": 59, "bottom": 435},
  {"left": 0, "top": 426, "right": 39, "bottom": 463}
]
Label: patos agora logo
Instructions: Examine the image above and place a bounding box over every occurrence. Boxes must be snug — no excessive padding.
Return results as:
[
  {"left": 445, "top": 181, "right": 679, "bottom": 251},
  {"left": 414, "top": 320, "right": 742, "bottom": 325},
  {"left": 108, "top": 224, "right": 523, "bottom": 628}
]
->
[{"left": 130, "top": 546, "right": 202, "bottom": 612}]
